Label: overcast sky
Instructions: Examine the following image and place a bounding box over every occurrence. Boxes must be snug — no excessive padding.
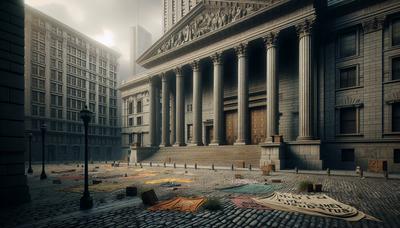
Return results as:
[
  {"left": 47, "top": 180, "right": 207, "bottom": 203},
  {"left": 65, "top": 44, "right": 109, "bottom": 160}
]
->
[{"left": 25, "top": 0, "right": 163, "bottom": 82}]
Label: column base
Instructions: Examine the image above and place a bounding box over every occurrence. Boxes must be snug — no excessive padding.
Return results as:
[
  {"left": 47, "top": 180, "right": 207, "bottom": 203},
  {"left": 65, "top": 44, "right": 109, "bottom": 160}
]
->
[
  {"left": 188, "top": 142, "right": 203, "bottom": 147},
  {"left": 297, "top": 136, "right": 314, "bottom": 141},
  {"left": 234, "top": 140, "right": 247, "bottom": 146},
  {"left": 209, "top": 141, "right": 222, "bottom": 146},
  {"left": 159, "top": 143, "right": 171, "bottom": 147},
  {"left": 173, "top": 143, "right": 186, "bottom": 147}
]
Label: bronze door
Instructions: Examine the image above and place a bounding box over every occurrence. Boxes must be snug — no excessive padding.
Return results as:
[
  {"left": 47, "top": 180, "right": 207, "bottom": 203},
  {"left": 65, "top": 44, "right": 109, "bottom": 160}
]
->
[
  {"left": 225, "top": 111, "right": 237, "bottom": 145},
  {"left": 205, "top": 126, "right": 213, "bottom": 145},
  {"left": 250, "top": 107, "right": 266, "bottom": 144}
]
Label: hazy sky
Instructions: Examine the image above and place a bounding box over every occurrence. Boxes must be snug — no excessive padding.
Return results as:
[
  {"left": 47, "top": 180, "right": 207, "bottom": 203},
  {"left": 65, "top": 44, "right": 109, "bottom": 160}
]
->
[{"left": 25, "top": 0, "right": 163, "bottom": 82}]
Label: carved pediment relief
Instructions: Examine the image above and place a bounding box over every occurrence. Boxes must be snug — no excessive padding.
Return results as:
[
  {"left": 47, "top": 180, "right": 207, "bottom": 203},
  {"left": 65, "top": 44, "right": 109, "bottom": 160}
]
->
[
  {"left": 142, "top": 0, "right": 273, "bottom": 61},
  {"left": 336, "top": 96, "right": 363, "bottom": 108}
]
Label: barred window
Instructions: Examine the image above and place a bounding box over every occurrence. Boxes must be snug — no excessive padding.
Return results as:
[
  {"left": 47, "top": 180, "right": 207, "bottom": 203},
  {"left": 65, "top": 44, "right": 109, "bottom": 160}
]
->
[
  {"left": 340, "top": 107, "right": 357, "bottom": 134},
  {"left": 339, "top": 30, "right": 357, "bottom": 58},
  {"left": 340, "top": 67, "right": 357, "bottom": 88}
]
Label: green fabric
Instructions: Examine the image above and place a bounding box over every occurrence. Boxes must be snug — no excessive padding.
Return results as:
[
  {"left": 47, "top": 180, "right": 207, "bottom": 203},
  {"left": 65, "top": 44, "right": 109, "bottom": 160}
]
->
[{"left": 220, "top": 184, "right": 282, "bottom": 194}]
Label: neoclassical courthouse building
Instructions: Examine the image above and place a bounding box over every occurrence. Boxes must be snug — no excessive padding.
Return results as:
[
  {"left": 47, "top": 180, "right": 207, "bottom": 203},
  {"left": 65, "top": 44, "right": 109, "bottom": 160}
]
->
[{"left": 120, "top": 0, "right": 400, "bottom": 172}]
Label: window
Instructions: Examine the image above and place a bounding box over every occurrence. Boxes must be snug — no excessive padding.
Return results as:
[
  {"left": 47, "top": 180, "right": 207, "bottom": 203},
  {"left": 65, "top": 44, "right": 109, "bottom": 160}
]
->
[
  {"left": 339, "top": 67, "right": 357, "bottom": 88},
  {"left": 137, "top": 116, "right": 142, "bottom": 126},
  {"left": 339, "top": 30, "right": 357, "bottom": 58},
  {"left": 187, "top": 124, "right": 193, "bottom": 142},
  {"left": 392, "top": 18, "right": 400, "bottom": 46},
  {"left": 341, "top": 149, "right": 355, "bottom": 162},
  {"left": 393, "top": 102, "right": 400, "bottom": 132},
  {"left": 187, "top": 104, "right": 193, "bottom": 112},
  {"left": 340, "top": 107, "right": 357, "bottom": 134},
  {"left": 394, "top": 149, "right": 400, "bottom": 163},
  {"left": 128, "top": 102, "right": 133, "bottom": 114},
  {"left": 392, "top": 57, "right": 400, "bottom": 80},
  {"left": 128, "top": 118, "right": 133, "bottom": 127},
  {"left": 137, "top": 100, "right": 142, "bottom": 113}
]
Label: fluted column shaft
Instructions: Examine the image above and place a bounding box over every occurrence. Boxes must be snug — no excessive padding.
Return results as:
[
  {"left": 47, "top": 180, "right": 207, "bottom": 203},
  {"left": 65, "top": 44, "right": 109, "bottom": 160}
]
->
[
  {"left": 170, "top": 91, "right": 176, "bottom": 145},
  {"left": 191, "top": 60, "right": 203, "bottom": 146},
  {"left": 174, "top": 68, "right": 185, "bottom": 146},
  {"left": 160, "top": 74, "right": 170, "bottom": 146},
  {"left": 211, "top": 53, "right": 223, "bottom": 145},
  {"left": 297, "top": 20, "right": 314, "bottom": 140},
  {"left": 149, "top": 77, "right": 157, "bottom": 146},
  {"left": 235, "top": 43, "right": 249, "bottom": 145},
  {"left": 264, "top": 32, "right": 279, "bottom": 142}
]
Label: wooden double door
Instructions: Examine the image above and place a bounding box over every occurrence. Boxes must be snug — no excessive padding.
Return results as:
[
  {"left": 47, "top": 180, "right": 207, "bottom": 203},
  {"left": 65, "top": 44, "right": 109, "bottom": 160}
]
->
[{"left": 224, "top": 107, "right": 266, "bottom": 145}]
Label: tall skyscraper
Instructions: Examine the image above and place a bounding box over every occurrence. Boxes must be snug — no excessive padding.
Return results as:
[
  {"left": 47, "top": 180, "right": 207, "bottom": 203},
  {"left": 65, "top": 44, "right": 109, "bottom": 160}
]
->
[
  {"left": 24, "top": 6, "right": 121, "bottom": 162},
  {"left": 162, "top": 0, "right": 200, "bottom": 33},
  {"left": 130, "top": 25, "right": 152, "bottom": 76}
]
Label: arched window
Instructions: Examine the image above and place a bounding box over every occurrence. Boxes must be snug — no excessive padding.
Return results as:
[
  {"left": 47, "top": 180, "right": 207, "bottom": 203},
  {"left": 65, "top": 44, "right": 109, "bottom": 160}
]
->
[{"left": 137, "top": 100, "right": 142, "bottom": 113}]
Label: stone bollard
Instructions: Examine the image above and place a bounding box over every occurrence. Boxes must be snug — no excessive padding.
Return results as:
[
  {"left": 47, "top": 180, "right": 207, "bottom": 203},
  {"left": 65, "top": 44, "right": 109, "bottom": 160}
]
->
[
  {"left": 195, "top": 163, "right": 197, "bottom": 169},
  {"left": 174, "top": 163, "right": 176, "bottom": 168},
  {"left": 384, "top": 171, "right": 389, "bottom": 180},
  {"left": 231, "top": 164, "right": 234, "bottom": 171},
  {"left": 249, "top": 164, "right": 252, "bottom": 171},
  {"left": 140, "top": 163, "right": 143, "bottom": 168},
  {"left": 327, "top": 168, "right": 330, "bottom": 176},
  {"left": 212, "top": 164, "right": 215, "bottom": 170},
  {"left": 242, "top": 161, "right": 246, "bottom": 169},
  {"left": 163, "top": 162, "right": 166, "bottom": 168},
  {"left": 359, "top": 168, "right": 363, "bottom": 178},
  {"left": 150, "top": 162, "right": 152, "bottom": 167},
  {"left": 295, "top": 167, "right": 298, "bottom": 174},
  {"left": 184, "top": 163, "right": 187, "bottom": 169}
]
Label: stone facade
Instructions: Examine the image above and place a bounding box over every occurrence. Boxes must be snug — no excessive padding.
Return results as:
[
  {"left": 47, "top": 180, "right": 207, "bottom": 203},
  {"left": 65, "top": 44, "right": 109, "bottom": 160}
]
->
[
  {"left": 24, "top": 6, "right": 121, "bottom": 162},
  {"left": 121, "top": 0, "right": 400, "bottom": 172},
  {"left": 0, "top": 0, "right": 30, "bottom": 206}
]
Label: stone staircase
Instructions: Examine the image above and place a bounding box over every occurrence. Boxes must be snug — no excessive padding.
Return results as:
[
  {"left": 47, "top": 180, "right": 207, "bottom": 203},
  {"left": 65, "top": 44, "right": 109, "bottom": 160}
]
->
[{"left": 141, "top": 145, "right": 261, "bottom": 168}]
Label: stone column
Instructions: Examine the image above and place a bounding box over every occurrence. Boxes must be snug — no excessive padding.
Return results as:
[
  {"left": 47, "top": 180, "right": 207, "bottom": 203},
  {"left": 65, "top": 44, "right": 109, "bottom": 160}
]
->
[
  {"left": 170, "top": 91, "right": 176, "bottom": 145},
  {"left": 264, "top": 32, "right": 279, "bottom": 142},
  {"left": 160, "top": 73, "right": 170, "bottom": 147},
  {"left": 174, "top": 67, "right": 185, "bottom": 146},
  {"left": 191, "top": 60, "right": 203, "bottom": 146},
  {"left": 296, "top": 20, "right": 314, "bottom": 140},
  {"left": 149, "top": 77, "right": 157, "bottom": 146},
  {"left": 210, "top": 52, "right": 224, "bottom": 145},
  {"left": 234, "top": 43, "right": 249, "bottom": 145}
]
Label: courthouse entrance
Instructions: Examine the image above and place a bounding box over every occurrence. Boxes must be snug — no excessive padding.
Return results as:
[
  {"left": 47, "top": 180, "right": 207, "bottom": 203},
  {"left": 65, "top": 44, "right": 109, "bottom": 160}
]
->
[
  {"left": 250, "top": 107, "right": 266, "bottom": 144},
  {"left": 225, "top": 111, "right": 238, "bottom": 145}
]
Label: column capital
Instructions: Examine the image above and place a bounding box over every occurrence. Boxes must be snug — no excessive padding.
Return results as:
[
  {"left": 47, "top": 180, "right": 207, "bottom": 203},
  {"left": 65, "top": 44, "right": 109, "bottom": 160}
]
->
[
  {"left": 234, "top": 42, "right": 248, "bottom": 57},
  {"left": 174, "top": 67, "right": 183, "bottom": 76},
  {"left": 295, "top": 19, "right": 315, "bottom": 38},
  {"left": 362, "top": 15, "right": 386, "bottom": 34},
  {"left": 263, "top": 31, "right": 279, "bottom": 49},
  {"left": 191, "top": 60, "right": 200, "bottom": 71},
  {"left": 211, "top": 52, "right": 223, "bottom": 65},
  {"left": 160, "top": 72, "right": 168, "bottom": 82}
]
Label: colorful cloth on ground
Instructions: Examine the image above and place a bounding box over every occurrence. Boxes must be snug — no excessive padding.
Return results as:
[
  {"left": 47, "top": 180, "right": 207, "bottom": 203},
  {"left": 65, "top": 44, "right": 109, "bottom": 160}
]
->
[
  {"left": 232, "top": 179, "right": 259, "bottom": 185},
  {"left": 220, "top": 184, "right": 282, "bottom": 194},
  {"left": 145, "top": 178, "right": 192, "bottom": 185},
  {"left": 231, "top": 196, "right": 271, "bottom": 210},
  {"left": 160, "top": 182, "right": 182, "bottom": 187},
  {"left": 59, "top": 181, "right": 133, "bottom": 193},
  {"left": 253, "top": 192, "right": 377, "bottom": 222},
  {"left": 148, "top": 197, "right": 205, "bottom": 212}
]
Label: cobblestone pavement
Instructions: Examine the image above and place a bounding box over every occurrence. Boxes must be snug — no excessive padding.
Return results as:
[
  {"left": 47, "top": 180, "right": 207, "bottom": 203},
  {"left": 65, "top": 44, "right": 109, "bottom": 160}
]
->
[{"left": 1, "top": 163, "right": 399, "bottom": 228}]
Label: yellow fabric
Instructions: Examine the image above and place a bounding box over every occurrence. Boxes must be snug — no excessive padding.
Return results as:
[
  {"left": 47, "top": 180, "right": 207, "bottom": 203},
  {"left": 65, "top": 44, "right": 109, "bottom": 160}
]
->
[
  {"left": 148, "top": 197, "right": 205, "bottom": 212},
  {"left": 253, "top": 192, "right": 375, "bottom": 222},
  {"left": 145, "top": 178, "right": 192, "bottom": 184}
]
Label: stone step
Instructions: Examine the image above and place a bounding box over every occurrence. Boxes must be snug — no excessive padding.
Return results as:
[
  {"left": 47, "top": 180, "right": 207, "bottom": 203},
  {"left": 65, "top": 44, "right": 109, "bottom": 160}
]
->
[{"left": 142, "top": 145, "right": 261, "bottom": 168}]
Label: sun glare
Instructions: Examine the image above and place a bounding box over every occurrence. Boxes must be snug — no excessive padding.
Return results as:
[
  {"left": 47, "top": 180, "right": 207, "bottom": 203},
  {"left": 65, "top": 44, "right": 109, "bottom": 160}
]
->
[{"left": 94, "top": 29, "right": 114, "bottom": 47}]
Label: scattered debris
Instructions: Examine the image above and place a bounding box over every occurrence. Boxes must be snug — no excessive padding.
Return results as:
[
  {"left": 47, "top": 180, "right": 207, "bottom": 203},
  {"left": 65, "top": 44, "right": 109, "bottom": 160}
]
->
[
  {"left": 126, "top": 186, "right": 137, "bottom": 196},
  {"left": 234, "top": 174, "right": 243, "bottom": 179},
  {"left": 160, "top": 182, "right": 181, "bottom": 188},
  {"left": 145, "top": 178, "right": 192, "bottom": 185},
  {"left": 141, "top": 189, "right": 158, "bottom": 206},
  {"left": 315, "top": 184, "right": 323, "bottom": 192},
  {"left": 92, "top": 180, "right": 102, "bottom": 185},
  {"left": 298, "top": 180, "right": 313, "bottom": 192},
  {"left": 271, "top": 179, "right": 282, "bottom": 183},
  {"left": 51, "top": 169, "right": 76, "bottom": 174},
  {"left": 203, "top": 197, "right": 222, "bottom": 211}
]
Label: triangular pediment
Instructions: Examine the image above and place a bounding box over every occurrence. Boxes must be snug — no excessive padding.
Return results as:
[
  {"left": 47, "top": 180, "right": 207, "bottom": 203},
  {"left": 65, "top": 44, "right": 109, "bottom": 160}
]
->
[{"left": 137, "top": 0, "right": 273, "bottom": 66}]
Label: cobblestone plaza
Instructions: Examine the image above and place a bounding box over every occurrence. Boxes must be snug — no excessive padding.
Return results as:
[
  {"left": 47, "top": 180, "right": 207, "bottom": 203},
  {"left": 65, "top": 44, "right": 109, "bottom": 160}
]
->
[{"left": 1, "top": 164, "right": 399, "bottom": 228}]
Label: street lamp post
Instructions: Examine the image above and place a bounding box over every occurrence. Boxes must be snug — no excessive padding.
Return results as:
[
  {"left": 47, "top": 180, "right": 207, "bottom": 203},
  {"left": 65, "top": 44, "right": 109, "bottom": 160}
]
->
[
  {"left": 27, "top": 132, "right": 33, "bottom": 174},
  {"left": 80, "top": 105, "right": 93, "bottom": 210},
  {"left": 40, "top": 124, "right": 47, "bottom": 180}
]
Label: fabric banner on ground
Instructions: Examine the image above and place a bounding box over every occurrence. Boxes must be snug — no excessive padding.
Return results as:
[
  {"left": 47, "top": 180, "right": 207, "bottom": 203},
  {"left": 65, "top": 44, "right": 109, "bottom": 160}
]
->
[
  {"left": 148, "top": 197, "right": 205, "bottom": 212},
  {"left": 231, "top": 196, "right": 271, "bottom": 210},
  {"left": 253, "top": 192, "right": 371, "bottom": 222}
]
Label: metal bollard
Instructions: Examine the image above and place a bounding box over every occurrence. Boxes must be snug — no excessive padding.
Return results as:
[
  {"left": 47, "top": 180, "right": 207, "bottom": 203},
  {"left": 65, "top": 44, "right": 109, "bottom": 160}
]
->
[
  {"left": 140, "top": 163, "right": 143, "bottom": 168},
  {"left": 249, "top": 164, "right": 252, "bottom": 171},
  {"left": 195, "top": 163, "right": 197, "bottom": 169},
  {"left": 231, "top": 164, "right": 234, "bottom": 171},
  {"left": 212, "top": 164, "right": 214, "bottom": 170},
  {"left": 163, "top": 162, "right": 166, "bottom": 168},
  {"left": 150, "top": 162, "right": 152, "bottom": 167},
  {"left": 295, "top": 167, "right": 298, "bottom": 174},
  {"left": 242, "top": 161, "right": 245, "bottom": 169},
  {"left": 359, "top": 168, "right": 363, "bottom": 178},
  {"left": 174, "top": 163, "right": 176, "bottom": 168},
  {"left": 327, "top": 168, "right": 330, "bottom": 176},
  {"left": 384, "top": 171, "right": 388, "bottom": 179},
  {"left": 184, "top": 163, "right": 187, "bottom": 169}
]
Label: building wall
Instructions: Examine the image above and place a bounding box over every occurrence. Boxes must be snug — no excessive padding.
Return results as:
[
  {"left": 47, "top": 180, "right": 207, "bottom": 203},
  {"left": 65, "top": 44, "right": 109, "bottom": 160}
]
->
[
  {"left": 24, "top": 6, "right": 121, "bottom": 162},
  {"left": 0, "top": 0, "right": 30, "bottom": 206},
  {"left": 130, "top": 25, "right": 152, "bottom": 76}
]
